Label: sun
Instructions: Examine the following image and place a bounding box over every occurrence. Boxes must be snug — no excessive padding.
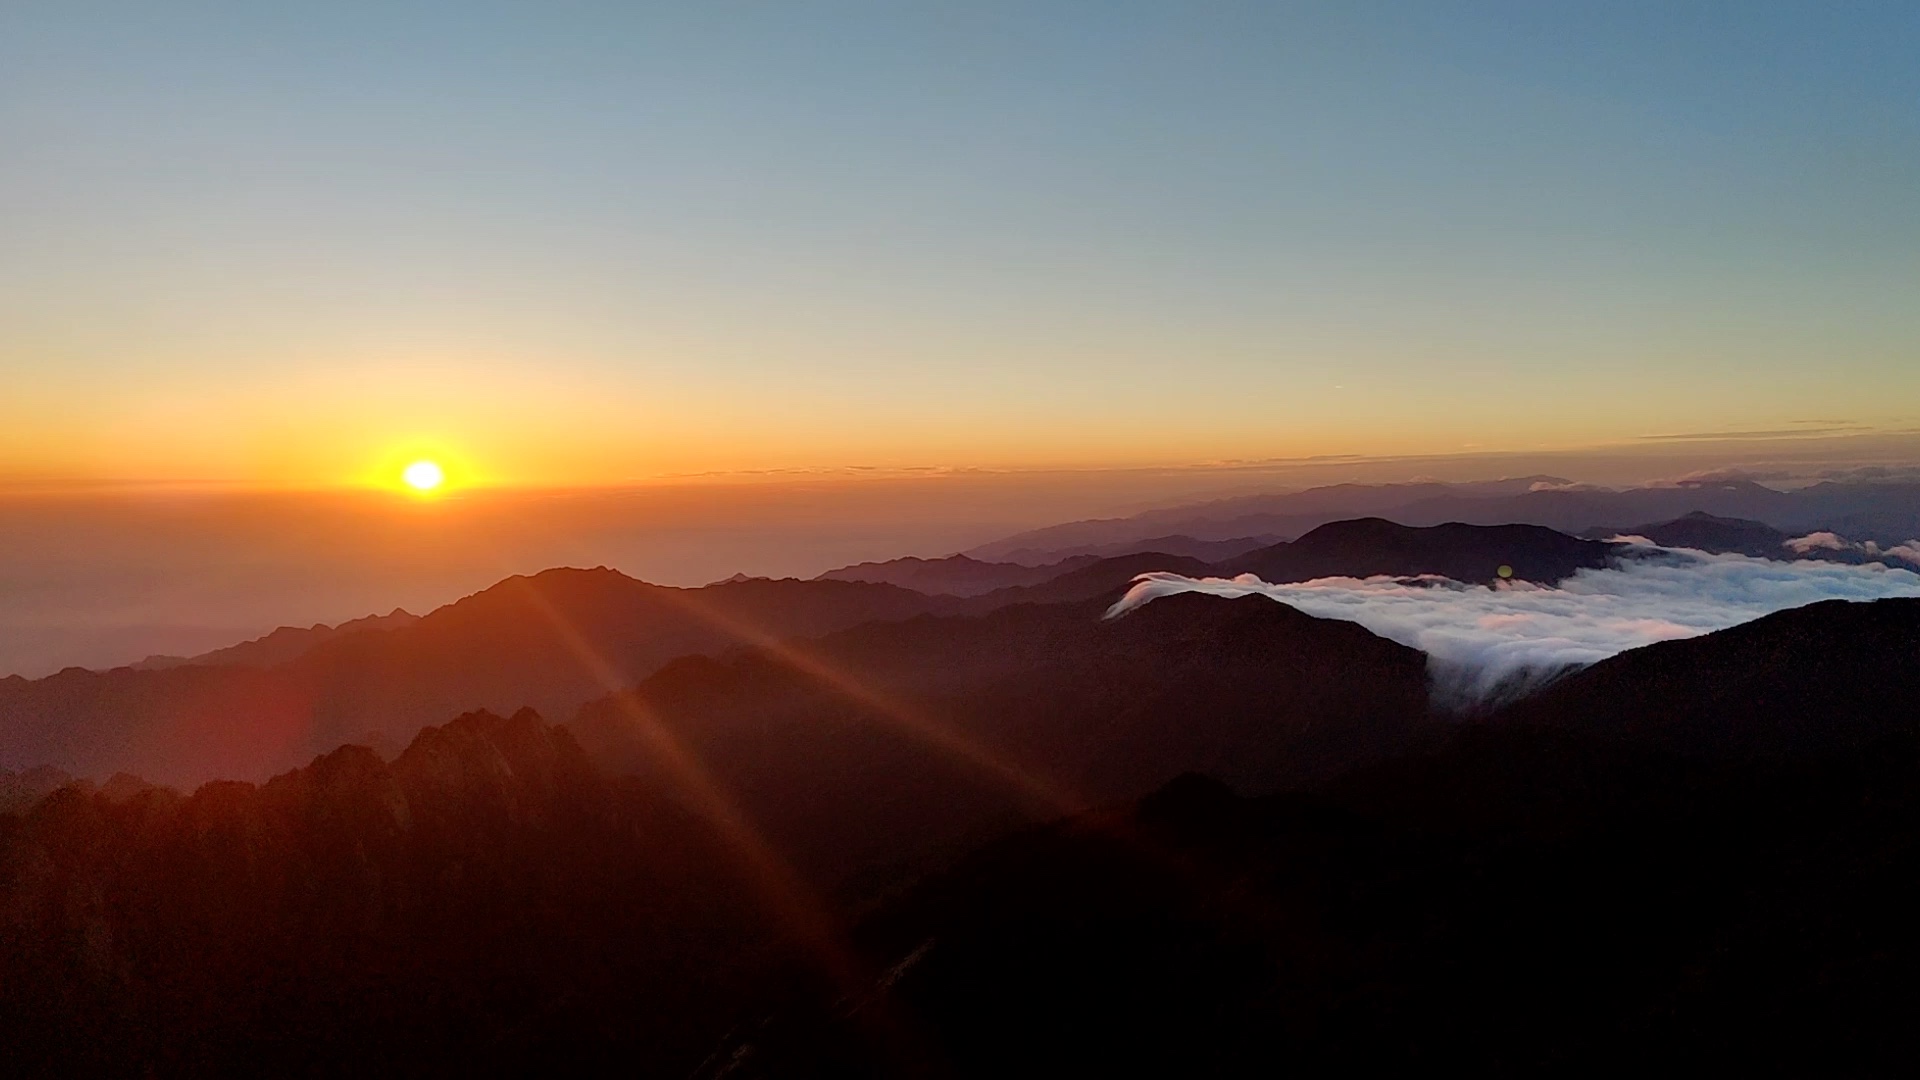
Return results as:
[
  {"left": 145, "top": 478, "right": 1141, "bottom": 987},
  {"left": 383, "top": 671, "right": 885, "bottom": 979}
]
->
[{"left": 402, "top": 460, "right": 445, "bottom": 492}]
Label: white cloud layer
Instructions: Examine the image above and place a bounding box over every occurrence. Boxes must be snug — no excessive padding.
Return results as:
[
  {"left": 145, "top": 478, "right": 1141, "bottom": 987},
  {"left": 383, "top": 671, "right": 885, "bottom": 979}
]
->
[{"left": 1106, "top": 542, "right": 1920, "bottom": 707}]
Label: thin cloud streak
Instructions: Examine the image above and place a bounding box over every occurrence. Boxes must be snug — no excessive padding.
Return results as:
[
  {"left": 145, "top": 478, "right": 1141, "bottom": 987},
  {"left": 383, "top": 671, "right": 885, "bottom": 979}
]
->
[
  {"left": 1106, "top": 543, "right": 1920, "bottom": 707},
  {"left": 1784, "top": 531, "right": 1920, "bottom": 566}
]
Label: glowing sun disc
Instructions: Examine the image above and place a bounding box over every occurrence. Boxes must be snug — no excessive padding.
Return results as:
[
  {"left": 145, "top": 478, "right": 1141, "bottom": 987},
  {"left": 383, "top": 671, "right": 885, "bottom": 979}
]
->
[{"left": 402, "top": 460, "right": 445, "bottom": 491}]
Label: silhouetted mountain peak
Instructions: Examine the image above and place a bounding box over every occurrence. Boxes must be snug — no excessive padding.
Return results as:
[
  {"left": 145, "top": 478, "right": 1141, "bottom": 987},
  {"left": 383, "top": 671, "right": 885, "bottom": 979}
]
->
[
  {"left": 816, "top": 553, "right": 1094, "bottom": 596},
  {"left": 1225, "top": 518, "right": 1615, "bottom": 585},
  {"left": 1107, "top": 587, "right": 1323, "bottom": 638},
  {"left": 1136, "top": 771, "right": 1239, "bottom": 827},
  {"left": 1586, "top": 511, "right": 1790, "bottom": 556},
  {"left": 1294, "top": 516, "right": 1585, "bottom": 548}
]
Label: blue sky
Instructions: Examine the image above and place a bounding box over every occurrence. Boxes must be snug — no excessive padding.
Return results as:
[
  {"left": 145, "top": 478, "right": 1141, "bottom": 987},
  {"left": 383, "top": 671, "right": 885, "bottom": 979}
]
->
[{"left": 3, "top": 1, "right": 1916, "bottom": 484}]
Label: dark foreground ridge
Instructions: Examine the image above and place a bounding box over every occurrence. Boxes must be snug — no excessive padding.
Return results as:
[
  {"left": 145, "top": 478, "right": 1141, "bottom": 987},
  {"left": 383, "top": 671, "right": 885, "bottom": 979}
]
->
[
  {"left": 711, "top": 727, "right": 1920, "bottom": 1076},
  {"left": 701, "top": 598, "right": 1920, "bottom": 1074},
  {"left": 1509, "top": 596, "right": 1920, "bottom": 758},
  {"left": 4, "top": 594, "right": 1918, "bottom": 1074},
  {"left": 0, "top": 709, "right": 792, "bottom": 1076}
]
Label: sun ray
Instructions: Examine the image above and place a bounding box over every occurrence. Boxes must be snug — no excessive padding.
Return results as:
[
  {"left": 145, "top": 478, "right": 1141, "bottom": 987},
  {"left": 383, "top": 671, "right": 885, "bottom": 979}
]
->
[
  {"left": 648, "top": 587, "right": 1081, "bottom": 815},
  {"left": 505, "top": 577, "right": 863, "bottom": 987}
]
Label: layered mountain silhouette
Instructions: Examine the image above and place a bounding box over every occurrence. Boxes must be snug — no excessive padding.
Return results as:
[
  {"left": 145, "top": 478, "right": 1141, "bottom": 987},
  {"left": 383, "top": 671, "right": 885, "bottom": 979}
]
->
[
  {"left": 0, "top": 589, "right": 1442, "bottom": 1073},
  {"left": 571, "top": 592, "right": 1434, "bottom": 890},
  {"left": 857, "top": 534, "right": 1281, "bottom": 574},
  {"left": 969, "top": 478, "right": 1920, "bottom": 557},
  {"left": 0, "top": 570, "right": 952, "bottom": 784},
  {"left": 2, "top": 519, "right": 1619, "bottom": 786},
  {"left": 965, "top": 476, "right": 1577, "bottom": 559},
  {"left": 690, "top": 596, "right": 1920, "bottom": 1076},
  {"left": 947, "top": 550, "right": 1215, "bottom": 611},
  {"left": 986, "top": 532, "right": 1282, "bottom": 566},
  {"left": 5, "top": 558, "right": 1919, "bottom": 1072},
  {"left": 817, "top": 553, "right": 1102, "bottom": 595}
]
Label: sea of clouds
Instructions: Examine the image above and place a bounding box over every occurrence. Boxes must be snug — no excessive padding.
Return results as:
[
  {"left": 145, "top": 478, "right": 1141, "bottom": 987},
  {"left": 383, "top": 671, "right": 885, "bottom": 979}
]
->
[{"left": 1106, "top": 540, "right": 1920, "bottom": 707}]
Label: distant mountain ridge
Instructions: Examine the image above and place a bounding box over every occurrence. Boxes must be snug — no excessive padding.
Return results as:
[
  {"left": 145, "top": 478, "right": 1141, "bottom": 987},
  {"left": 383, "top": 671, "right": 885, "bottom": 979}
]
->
[
  {"left": 1225, "top": 517, "right": 1615, "bottom": 585},
  {"left": 967, "top": 478, "right": 1920, "bottom": 559},
  {"left": 131, "top": 608, "right": 420, "bottom": 671},
  {"left": 1587, "top": 511, "right": 1920, "bottom": 567},
  {"left": 1583, "top": 510, "right": 1792, "bottom": 555},
  {"left": 953, "top": 533, "right": 1284, "bottom": 569},
  {"left": 817, "top": 553, "right": 1101, "bottom": 596},
  {"left": 815, "top": 536, "right": 1284, "bottom": 592},
  {"left": 965, "top": 476, "right": 1578, "bottom": 559}
]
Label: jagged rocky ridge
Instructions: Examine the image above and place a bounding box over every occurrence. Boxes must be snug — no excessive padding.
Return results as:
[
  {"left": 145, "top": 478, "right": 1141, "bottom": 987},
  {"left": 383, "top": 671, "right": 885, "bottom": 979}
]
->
[{"left": 0, "top": 708, "right": 794, "bottom": 1076}]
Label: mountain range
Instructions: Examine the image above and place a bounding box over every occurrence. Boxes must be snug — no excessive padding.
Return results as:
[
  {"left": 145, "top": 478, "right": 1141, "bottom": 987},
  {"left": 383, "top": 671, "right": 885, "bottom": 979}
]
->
[
  {"left": 0, "top": 518, "right": 1629, "bottom": 785},
  {"left": 129, "top": 608, "right": 421, "bottom": 671},
  {"left": 695, "top": 597, "right": 1920, "bottom": 1076},
  {"left": 0, "top": 572, "right": 950, "bottom": 784},
  {"left": 967, "top": 478, "right": 1920, "bottom": 561},
  {"left": 570, "top": 591, "right": 1433, "bottom": 891},
  {"left": 7, "top": 592, "right": 1917, "bottom": 1074},
  {"left": 6, "top": 486, "right": 1920, "bottom": 1074}
]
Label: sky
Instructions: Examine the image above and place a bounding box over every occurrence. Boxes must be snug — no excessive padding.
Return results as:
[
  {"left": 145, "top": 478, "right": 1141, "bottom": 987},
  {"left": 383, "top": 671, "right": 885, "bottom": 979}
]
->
[
  {"left": 4, "top": 2, "right": 1920, "bottom": 676},
  {"left": 4, "top": 1, "right": 1918, "bottom": 489}
]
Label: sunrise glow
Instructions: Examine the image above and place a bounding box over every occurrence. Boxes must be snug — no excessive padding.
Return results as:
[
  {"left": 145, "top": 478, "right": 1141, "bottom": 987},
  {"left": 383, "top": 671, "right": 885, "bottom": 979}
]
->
[
  {"left": 402, "top": 460, "right": 445, "bottom": 492},
  {"left": 3, "top": 8, "right": 1918, "bottom": 1070}
]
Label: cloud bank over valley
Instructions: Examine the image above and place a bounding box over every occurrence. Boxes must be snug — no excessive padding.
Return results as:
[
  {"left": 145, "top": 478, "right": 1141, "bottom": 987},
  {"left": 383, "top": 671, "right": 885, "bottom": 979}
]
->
[{"left": 1108, "top": 542, "right": 1920, "bottom": 705}]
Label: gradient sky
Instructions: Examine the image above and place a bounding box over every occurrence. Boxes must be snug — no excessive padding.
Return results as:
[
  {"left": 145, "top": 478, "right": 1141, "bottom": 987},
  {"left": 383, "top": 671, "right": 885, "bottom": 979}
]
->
[{"left": 4, "top": 1, "right": 1918, "bottom": 488}]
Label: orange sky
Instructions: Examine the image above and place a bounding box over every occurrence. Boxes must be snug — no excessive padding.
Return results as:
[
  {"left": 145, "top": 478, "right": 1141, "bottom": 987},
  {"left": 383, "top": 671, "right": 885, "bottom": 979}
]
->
[{"left": 7, "top": 349, "right": 1918, "bottom": 493}]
